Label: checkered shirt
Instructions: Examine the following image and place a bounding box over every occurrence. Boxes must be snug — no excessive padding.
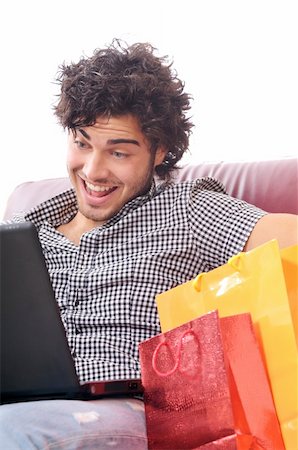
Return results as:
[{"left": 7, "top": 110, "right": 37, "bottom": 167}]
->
[{"left": 14, "top": 177, "right": 266, "bottom": 382}]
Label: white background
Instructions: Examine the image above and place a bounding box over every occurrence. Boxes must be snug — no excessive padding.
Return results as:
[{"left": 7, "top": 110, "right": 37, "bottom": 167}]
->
[{"left": 1, "top": 0, "right": 297, "bottom": 218}]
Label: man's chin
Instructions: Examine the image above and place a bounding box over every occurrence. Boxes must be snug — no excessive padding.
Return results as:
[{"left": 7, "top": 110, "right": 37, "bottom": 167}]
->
[{"left": 78, "top": 204, "right": 115, "bottom": 227}]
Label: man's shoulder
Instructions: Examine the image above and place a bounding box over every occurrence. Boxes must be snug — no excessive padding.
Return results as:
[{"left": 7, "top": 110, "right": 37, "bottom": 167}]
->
[
  {"left": 14, "top": 188, "right": 77, "bottom": 230},
  {"left": 158, "top": 177, "right": 227, "bottom": 196}
]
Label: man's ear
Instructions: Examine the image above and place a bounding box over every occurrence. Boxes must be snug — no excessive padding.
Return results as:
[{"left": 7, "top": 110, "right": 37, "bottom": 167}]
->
[{"left": 154, "top": 147, "right": 167, "bottom": 167}]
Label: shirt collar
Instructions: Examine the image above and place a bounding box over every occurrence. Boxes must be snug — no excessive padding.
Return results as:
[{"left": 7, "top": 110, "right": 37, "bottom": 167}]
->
[
  {"left": 95, "top": 179, "right": 159, "bottom": 229},
  {"left": 23, "top": 188, "right": 77, "bottom": 229}
]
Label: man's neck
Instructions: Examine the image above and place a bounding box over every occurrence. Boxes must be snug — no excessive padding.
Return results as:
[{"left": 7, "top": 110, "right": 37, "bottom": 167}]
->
[{"left": 56, "top": 212, "right": 101, "bottom": 246}]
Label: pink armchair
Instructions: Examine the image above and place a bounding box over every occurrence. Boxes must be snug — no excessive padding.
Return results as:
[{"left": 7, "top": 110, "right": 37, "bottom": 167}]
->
[{"left": 3, "top": 158, "right": 298, "bottom": 220}]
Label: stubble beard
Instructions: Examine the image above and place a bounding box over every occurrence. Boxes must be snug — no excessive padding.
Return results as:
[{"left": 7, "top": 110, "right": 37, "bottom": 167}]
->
[{"left": 77, "top": 159, "right": 156, "bottom": 224}]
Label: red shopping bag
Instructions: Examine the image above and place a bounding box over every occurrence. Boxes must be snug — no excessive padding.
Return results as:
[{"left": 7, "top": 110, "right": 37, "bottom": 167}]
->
[
  {"left": 139, "top": 311, "right": 284, "bottom": 449},
  {"left": 139, "top": 310, "right": 235, "bottom": 449}
]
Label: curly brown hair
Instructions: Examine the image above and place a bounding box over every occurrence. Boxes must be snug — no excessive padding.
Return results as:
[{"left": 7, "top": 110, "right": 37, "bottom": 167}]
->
[{"left": 54, "top": 39, "right": 193, "bottom": 180}]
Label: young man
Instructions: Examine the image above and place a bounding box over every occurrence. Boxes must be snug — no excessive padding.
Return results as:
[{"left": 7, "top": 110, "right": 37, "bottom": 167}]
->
[{"left": 1, "top": 40, "right": 297, "bottom": 449}]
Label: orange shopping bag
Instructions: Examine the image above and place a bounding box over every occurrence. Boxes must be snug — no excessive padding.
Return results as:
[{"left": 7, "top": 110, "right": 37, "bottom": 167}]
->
[
  {"left": 281, "top": 244, "right": 298, "bottom": 348},
  {"left": 220, "top": 313, "right": 284, "bottom": 449},
  {"left": 156, "top": 240, "right": 298, "bottom": 450}
]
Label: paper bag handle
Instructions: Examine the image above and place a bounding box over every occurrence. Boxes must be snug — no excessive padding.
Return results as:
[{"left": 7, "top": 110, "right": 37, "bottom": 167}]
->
[
  {"left": 152, "top": 328, "right": 199, "bottom": 377},
  {"left": 228, "top": 252, "right": 244, "bottom": 271},
  {"left": 193, "top": 272, "right": 204, "bottom": 292},
  {"left": 192, "top": 252, "right": 244, "bottom": 292}
]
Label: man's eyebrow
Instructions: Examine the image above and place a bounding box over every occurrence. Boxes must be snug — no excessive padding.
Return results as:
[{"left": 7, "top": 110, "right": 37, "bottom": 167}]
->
[
  {"left": 76, "top": 130, "right": 140, "bottom": 147},
  {"left": 107, "top": 138, "right": 140, "bottom": 146},
  {"left": 78, "top": 129, "right": 91, "bottom": 139}
]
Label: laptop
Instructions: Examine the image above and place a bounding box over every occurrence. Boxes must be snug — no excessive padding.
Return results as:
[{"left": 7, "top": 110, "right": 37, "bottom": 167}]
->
[{"left": 0, "top": 221, "right": 143, "bottom": 404}]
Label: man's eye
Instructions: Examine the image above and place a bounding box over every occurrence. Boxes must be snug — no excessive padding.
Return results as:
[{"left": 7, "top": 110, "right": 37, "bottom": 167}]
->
[
  {"left": 112, "top": 151, "right": 127, "bottom": 159},
  {"left": 74, "top": 140, "right": 86, "bottom": 149}
]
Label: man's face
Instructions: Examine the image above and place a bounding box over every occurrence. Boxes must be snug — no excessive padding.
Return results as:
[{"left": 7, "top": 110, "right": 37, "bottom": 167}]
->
[{"left": 67, "top": 114, "right": 165, "bottom": 229}]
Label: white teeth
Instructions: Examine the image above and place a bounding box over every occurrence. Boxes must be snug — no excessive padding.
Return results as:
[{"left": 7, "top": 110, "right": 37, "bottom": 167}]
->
[{"left": 85, "top": 181, "right": 113, "bottom": 192}]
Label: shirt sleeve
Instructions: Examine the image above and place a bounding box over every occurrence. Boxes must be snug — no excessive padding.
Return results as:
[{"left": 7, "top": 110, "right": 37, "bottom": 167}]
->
[
  {"left": 0, "top": 212, "right": 27, "bottom": 225},
  {"left": 187, "top": 177, "right": 267, "bottom": 269}
]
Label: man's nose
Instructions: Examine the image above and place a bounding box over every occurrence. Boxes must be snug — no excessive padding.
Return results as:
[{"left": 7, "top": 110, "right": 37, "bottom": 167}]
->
[{"left": 84, "top": 152, "right": 110, "bottom": 181}]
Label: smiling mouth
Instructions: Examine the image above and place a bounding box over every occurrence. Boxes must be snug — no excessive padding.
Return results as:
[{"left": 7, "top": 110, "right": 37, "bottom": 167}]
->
[{"left": 84, "top": 180, "right": 117, "bottom": 197}]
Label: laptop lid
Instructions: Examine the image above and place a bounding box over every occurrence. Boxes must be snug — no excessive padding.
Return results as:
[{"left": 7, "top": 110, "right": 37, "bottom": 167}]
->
[
  {"left": 0, "top": 221, "right": 82, "bottom": 402},
  {"left": 0, "top": 221, "right": 143, "bottom": 404}
]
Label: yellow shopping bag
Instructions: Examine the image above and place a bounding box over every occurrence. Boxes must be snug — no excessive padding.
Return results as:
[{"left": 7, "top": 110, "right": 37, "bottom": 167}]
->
[{"left": 156, "top": 240, "right": 298, "bottom": 450}]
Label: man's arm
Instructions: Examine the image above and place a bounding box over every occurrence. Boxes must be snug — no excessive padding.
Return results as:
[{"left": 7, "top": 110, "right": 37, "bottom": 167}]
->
[{"left": 244, "top": 213, "right": 298, "bottom": 251}]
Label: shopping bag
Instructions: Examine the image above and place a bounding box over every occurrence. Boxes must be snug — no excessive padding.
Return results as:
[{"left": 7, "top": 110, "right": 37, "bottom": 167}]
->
[
  {"left": 155, "top": 240, "right": 298, "bottom": 449},
  {"left": 220, "top": 314, "right": 284, "bottom": 449},
  {"left": 281, "top": 244, "right": 298, "bottom": 347},
  {"left": 139, "top": 310, "right": 235, "bottom": 449},
  {"left": 139, "top": 310, "right": 284, "bottom": 449}
]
